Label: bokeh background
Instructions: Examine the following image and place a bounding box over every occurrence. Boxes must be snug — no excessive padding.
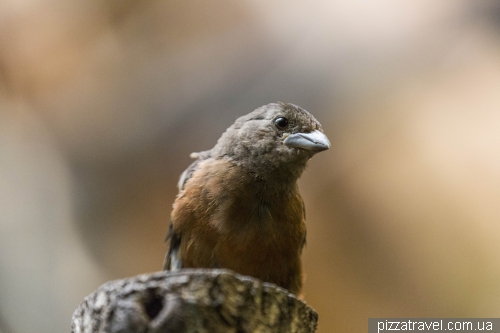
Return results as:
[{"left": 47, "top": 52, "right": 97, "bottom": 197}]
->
[{"left": 2, "top": 0, "right": 500, "bottom": 332}]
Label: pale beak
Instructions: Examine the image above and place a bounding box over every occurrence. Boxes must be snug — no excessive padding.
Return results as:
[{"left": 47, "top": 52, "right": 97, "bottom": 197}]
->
[{"left": 283, "top": 130, "right": 330, "bottom": 152}]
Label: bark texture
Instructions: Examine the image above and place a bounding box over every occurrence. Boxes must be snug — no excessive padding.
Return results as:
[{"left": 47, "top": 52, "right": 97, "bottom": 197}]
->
[{"left": 71, "top": 269, "right": 318, "bottom": 333}]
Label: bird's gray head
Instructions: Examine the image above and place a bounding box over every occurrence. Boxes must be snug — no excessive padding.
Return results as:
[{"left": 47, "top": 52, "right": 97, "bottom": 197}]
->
[{"left": 212, "top": 102, "right": 330, "bottom": 181}]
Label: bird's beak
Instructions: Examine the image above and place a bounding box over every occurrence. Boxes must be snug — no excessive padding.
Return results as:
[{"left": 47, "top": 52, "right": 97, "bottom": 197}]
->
[{"left": 283, "top": 130, "right": 330, "bottom": 152}]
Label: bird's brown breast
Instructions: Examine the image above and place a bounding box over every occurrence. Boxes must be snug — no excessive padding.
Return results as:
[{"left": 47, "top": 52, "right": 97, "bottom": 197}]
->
[{"left": 171, "top": 158, "right": 306, "bottom": 293}]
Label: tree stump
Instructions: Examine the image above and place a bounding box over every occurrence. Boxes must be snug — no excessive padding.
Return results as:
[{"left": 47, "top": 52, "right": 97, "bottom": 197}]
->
[{"left": 71, "top": 269, "right": 318, "bottom": 333}]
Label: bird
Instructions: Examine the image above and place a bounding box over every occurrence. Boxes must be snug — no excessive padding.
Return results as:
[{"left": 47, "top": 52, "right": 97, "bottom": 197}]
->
[{"left": 163, "top": 102, "right": 330, "bottom": 295}]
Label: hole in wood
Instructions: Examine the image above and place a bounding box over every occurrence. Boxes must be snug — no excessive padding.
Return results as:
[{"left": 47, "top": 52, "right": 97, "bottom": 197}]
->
[{"left": 143, "top": 288, "right": 164, "bottom": 320}]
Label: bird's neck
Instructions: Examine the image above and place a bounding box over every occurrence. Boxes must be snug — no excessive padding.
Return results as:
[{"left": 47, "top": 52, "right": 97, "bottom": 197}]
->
[
  {"left": 229, "top": 153, "right": 309, "bottom": 183},
  {"left": 240, "top": 165, "right": 306, "bottom": 199}
]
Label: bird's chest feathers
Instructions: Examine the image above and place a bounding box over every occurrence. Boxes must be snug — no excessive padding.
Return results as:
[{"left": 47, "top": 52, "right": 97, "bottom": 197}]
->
[
  {"left": 177, "top": 159, "right": 305, "bottom": 256},
  {"left": 209, "top": 181, "right": 304, "bottom": 255}
]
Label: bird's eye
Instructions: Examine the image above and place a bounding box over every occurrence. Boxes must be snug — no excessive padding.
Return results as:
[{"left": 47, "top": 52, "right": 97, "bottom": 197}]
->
[{"left": 274, "top": 117, "right": 289, "bottom": 130}]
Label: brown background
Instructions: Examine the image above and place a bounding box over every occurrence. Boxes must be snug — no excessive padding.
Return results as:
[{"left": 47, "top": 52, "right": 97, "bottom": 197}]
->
[{"left": 1, "top": 1, "right": 500, "bottom": 332}]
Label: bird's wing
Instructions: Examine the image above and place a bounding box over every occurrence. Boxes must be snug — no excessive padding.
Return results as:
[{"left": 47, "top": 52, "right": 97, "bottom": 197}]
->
[
  {"left": 177, "top": 150, "right": 211, "bottom": 192},
  {"left": 300, "top": 195, "right": 307, "bottom": 253},
  {"left": 163, "top": 224, "right": 182, "bottom": 270},
  {"left": 164, "top": 150, "right": 211, "bottom": 271}
]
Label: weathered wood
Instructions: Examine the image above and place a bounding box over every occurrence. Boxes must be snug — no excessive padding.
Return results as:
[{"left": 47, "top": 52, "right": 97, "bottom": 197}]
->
[{"left": 71, "top": 269, "right": 318, "bottom": 333}]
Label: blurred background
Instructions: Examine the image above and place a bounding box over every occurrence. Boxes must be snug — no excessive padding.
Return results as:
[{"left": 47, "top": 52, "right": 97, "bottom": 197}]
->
[{"left": 1, "top": 0, "right": 500, "bottom": 332}]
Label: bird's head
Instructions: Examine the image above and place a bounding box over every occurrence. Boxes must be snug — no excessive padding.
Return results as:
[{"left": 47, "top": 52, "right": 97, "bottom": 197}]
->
[{"left": 212, "top": 102, "right": 330, "bottom": 181}]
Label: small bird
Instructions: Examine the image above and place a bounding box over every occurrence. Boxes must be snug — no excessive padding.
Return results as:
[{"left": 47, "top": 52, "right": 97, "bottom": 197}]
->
[{"left": 163, "top": 102, "right": 330, "bottom": 295}]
